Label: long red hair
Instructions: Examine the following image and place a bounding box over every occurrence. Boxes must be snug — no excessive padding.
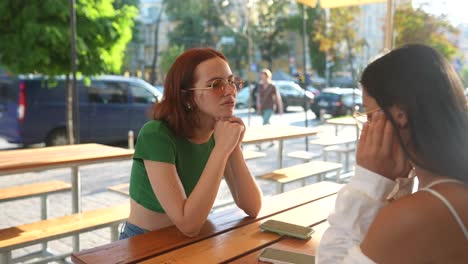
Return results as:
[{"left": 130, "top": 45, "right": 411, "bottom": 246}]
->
[{"left": 152, "top": 47, "right": 227, "bottom": 138}]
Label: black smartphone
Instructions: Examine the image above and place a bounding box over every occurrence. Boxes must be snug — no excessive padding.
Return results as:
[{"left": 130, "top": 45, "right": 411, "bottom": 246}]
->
[
  {"left": 259, "top": 219, "right": 315, "bottom": 240},
  {"left": 259, "top": 248, "right": 315, "bottom": 264}
]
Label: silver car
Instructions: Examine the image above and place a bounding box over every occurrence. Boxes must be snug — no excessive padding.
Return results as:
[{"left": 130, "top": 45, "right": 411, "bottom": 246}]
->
[{"left": 236, "top": 80, "right": 314, "bottom": 112}]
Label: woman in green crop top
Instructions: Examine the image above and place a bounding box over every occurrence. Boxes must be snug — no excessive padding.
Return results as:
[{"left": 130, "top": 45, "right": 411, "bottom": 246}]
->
[{"left": 119, "top": 48, "right": 263, "bottom": 239}]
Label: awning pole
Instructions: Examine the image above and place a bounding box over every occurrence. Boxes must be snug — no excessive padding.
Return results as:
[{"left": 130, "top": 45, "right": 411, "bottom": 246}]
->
[{"left": 384, "top": 0, "right": 394, "bottom": 50}]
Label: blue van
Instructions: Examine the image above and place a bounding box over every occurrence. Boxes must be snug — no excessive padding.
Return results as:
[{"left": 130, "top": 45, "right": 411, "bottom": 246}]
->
[{"left": 0, "top": 75, "right": 162, "bottom": 146}]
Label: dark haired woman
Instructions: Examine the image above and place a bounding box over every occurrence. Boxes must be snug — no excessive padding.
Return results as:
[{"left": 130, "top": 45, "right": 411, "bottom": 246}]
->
[
  {"left": 317, "top": 44, "right": 468, "bottom": 263},
  {"left": 119, "top": 48, "right": 262, "bottom": 239}
]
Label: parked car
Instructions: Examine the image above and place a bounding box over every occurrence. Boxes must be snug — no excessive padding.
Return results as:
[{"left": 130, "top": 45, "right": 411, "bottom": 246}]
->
[
  {"left": 306, "top": 85, "right": 320, "bottom": 97},
  {"left": 311, "top": 87, "right": 362, "bottom": 118},
  {"left": 0, "top": 75, "right": 162, "bottom": 146},
  {"left": 236, "top": 80, "right": 314, "bottom": 112},
  {"left": 154, "top": 85, "right": 164, "bottom": 94}
]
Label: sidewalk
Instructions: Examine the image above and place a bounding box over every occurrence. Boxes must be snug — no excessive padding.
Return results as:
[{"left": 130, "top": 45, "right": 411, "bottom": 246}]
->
[{"left": 0, "top": 112, "right": 358, "bottom": 263}]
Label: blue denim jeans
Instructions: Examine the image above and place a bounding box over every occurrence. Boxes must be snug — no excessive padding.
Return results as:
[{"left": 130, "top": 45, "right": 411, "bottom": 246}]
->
[
  {"left": 262, "top": 108, "right": 274, "bottom": 125},
  {"left": 119, "top": 221, "right": 148, "bottom": 240}
]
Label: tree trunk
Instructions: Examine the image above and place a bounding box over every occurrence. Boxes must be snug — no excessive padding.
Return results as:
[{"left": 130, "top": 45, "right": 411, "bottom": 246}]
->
[
  {"left": 345, "top": 33, "right": 357, "bottom": 106},
  {"left": 150, "top": 2, "right": 166, "bottom": 85}
]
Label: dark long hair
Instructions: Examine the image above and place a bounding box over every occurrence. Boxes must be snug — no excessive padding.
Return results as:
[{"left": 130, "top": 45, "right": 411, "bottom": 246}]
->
[
  {"left": 360, "top": 44, "right": 468, "bottom": 183},
  {"left": 152, "top": 48, "right": 227, "bottom": 138}
]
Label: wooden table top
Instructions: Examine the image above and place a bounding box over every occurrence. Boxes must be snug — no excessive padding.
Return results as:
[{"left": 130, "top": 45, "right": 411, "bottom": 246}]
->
[
  {"left": 71, "top": 181, "right": 342, "bottom": 264},
  {"left": 140, "top": 195, "right": 337, "bottom": 263},
  {"left": 242, "top": 125, "right": 319, "bottom": 144},
  {"left": 325, "top": 117, "right": 357, "bottom": 126},
  {"left": 0, "top": 143, "right": 134, "bottom": 175}
]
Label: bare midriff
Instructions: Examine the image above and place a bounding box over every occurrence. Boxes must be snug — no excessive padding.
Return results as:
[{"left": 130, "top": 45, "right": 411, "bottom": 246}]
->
[{"left": 128, "top": 199, "right": 174, "bottom": 231}]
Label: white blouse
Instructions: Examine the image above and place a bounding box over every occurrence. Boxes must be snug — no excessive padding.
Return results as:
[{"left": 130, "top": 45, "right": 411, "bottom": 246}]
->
[{"left": 316, "top": 165, "right": 415, "bottom": 264}]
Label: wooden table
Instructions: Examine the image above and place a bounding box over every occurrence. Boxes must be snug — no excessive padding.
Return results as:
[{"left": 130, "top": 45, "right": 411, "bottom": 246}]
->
[
  {"left": 71, "top": 181, "right": 341, "bottom": 264},
  {"left": 0, "top": 143, "right": 134, "bottom": 214},
  {"left": 325, "top": 117, "right": 359, "bottom": 138},
  {"left": 242, "top": 125, "right": 319, "bottom": 168}
]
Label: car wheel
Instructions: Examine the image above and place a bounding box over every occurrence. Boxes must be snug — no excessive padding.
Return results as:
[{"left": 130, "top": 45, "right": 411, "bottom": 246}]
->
[{"left": 45, "top": 128, "right": 68, "bottom": 146}]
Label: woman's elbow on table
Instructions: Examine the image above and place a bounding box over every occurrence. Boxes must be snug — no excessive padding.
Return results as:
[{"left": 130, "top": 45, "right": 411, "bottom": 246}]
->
[
  {"left": 242, "top": 199, "right": 262, "bottom": 218},
  {"left": 172, "top": 213, "right": 208, "bottom": 237},
  {"left": 176, "top": 222, "right": 203, "bottom": 237}
]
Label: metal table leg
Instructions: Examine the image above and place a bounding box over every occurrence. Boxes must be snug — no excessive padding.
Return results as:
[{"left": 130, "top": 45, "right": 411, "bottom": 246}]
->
[
  {"left": 71, "top": 166, "right": 81, "bottom": 252},
  {"left": 278, "top": 140, "right": 284, "bottom": 168}
]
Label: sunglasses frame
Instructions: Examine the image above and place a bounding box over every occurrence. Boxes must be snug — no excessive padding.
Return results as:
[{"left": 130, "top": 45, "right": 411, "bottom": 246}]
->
[
  {"left": 188, "top": 78, "right": 244, "bottom": 95},
  {"left": 352, "top": 107, "right": 380, "bottom": 127}
]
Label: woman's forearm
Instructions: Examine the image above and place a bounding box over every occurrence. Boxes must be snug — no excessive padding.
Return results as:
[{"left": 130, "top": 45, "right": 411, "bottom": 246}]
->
[
  {"left": 178, "top": 146, "right": 230, "bottom": 236},
  {"left": 224, "top": 146, "right": 262, "bottom": 217}
]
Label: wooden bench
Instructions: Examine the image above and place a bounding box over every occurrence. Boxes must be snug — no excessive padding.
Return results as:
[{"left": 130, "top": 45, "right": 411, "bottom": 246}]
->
[
  {"left": 323, "top": 145, "right": 356, "bottom": 172},
  {"left": 286, "top": 150, "right": 322, "bottom": 162},
  {"left": 309, "top": 136, "right": 356, "bottom": 151},
  {"left": 107, "top": 183, "right": 129, "bottom": 196},
  {"left": 260, "top": 161, "right": 343, "bottom": 193},
  {"left": 242, "top": 150, "right": 266, "bottom": 161},
  {"left": 0, "top": 181, "right": 72, "bottom": 220},
  {"left": 0, "top": 203, "right": 129, "bottom": 264}
]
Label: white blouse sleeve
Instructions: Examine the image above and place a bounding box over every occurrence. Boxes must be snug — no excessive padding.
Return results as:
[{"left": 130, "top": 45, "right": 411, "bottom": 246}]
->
[{"left": 316, "top": 165, "right": 396, "bottom": 264}]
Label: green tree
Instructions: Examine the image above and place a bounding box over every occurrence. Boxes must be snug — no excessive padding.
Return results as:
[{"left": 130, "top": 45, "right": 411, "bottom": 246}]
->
[
  {"left": 306, "top": 6, "right": 327, "bottom": 77},
  {"left": 165, "top": 0, "right": 223, "bottom": 48},
  {"left": 394, "top": 4, "right": 459, "bottom": 60},
  {"left": 251, "top": 0, "right": 290, "bottom": 70},
  {"left": 160, "top": 44, "right": 185, "bottom": 75},
  {"left": 0, "top": 0, "right": 137, "bottom": 143},
  {"left": 284, "top": 4, "right": 327, "bottom": 77},
  {"left": 150, "top": 1, "right": 166, "bottom": 85},
  {"left": 461, "top": 66, "right": 468, "bottom": 87},
  {"left": 315, "top": 6, "right": 365, "bottom": 86},
  {"left": 113, "top": 0, "right": 139, "bottom": 9},
  {"left": 211, "top": 0, "right": 251, "bottom": 78}
]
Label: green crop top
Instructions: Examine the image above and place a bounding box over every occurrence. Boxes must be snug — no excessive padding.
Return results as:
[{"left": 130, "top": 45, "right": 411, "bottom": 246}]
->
[{"left": 129, "top": 120, "right": 215, "bottom": 213}]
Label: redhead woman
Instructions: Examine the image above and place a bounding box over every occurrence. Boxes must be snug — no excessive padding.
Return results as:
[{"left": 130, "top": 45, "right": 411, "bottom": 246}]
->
[{"left": 120, "top": 48, "right": 262, "bottom": 239}]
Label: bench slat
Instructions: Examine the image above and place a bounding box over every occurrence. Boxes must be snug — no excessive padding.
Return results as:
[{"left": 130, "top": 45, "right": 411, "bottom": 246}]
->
[
  {"left": 0, "top": 203, "right": 129, "bottom": 251},
  {"left": 287, "top": 150, "right": 321, "bottom": 161},
  {"left": 261, "top": 161, "right": 342, "bottom": 184},
  {"left": 242, "top": 150, "right": 266, "bottom": 160},
  {"left": 0, "top": 181, "right": 71, "bottom": 202},
  {"left": 107, "top": 183, "right": 130, "bottom": 196},
  {"left": 323, "top": 145, "right": 355, "bottom": 152},
  {"left": 309, "top": 136, "right": 355, "bottom": 146}
]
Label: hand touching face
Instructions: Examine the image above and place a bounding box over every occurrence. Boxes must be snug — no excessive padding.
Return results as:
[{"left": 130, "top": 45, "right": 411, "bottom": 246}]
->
[{"left": 356, "top": 111, "right": 412, "bottom": 180}]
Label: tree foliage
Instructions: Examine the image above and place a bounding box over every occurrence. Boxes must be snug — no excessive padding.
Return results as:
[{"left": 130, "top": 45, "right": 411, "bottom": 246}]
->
[
  {"left": 210, "top": 0, "right": 251, "bottom": 78},
  {"left": 160, "top": 44, "right": 185, "bottom": 75},
  {"left": 315, "top": 6, "right": 365, "bottom": 85},
  {"left": 305, "top": 6, "right": 327, "bottom": 77},
  {"left": 0, "top": 0, "right": 138, "bottom": 76},
  {"left": 113, "top": 0, "right": 139, "bottom": 9},
  {"left": 165, "top": 0, "right": 223, "bottom": 49},
  {"left": 394, "top": 4, "right": 459, "bottom": 60},
  {"left": 284, "top": 4, "right": 327, "bottom": 77},
  {"left": 251, "top": 0, "right": 290, "bottom": 70}
]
